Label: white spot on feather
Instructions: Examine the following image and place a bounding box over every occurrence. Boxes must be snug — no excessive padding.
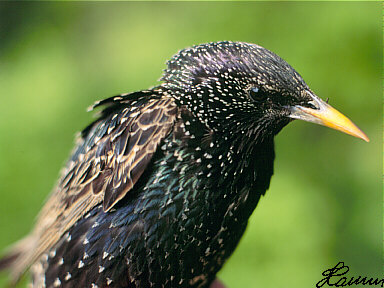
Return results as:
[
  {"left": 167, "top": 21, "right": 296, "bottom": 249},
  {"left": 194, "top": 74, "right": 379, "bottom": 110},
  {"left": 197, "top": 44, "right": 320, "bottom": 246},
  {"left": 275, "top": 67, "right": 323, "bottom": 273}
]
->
[
  {"left": 64, "top": 272, "right": 71, "bottom": 281},
  {"left": 53, "top": 278, "right": 61, "bottom": 287},
  {"left": 49, "top": 250, "right": 56, "bottom": 258}
]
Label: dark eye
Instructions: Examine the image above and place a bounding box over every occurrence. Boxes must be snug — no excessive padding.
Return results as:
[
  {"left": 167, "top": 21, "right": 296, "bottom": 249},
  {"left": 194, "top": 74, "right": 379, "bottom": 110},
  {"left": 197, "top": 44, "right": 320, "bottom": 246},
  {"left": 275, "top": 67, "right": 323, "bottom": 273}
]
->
[{"left": 248, "top": 87, "right": 268, "bottom": 102}]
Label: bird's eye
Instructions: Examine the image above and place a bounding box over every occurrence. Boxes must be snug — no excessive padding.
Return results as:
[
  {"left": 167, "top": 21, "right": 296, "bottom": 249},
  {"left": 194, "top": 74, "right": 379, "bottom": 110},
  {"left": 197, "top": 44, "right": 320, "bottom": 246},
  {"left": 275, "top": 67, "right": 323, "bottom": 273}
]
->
[{"left": 248, "top": 87, "right": 268, "bottom": 102}]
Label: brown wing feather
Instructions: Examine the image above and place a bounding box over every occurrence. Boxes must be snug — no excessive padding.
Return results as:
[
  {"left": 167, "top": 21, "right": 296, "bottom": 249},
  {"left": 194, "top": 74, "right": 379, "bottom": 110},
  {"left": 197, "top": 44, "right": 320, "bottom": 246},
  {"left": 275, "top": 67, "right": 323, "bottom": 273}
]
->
[{"left": 7, "top": 94, "right": 177, "bottom": 282}]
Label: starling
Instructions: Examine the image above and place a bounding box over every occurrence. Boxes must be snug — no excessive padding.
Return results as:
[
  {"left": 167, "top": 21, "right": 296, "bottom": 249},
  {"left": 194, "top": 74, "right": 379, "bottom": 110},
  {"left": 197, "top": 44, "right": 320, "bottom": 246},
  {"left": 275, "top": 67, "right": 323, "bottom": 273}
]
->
[{"left": 0, "top": 41, "right": 368, "bottom": 288}]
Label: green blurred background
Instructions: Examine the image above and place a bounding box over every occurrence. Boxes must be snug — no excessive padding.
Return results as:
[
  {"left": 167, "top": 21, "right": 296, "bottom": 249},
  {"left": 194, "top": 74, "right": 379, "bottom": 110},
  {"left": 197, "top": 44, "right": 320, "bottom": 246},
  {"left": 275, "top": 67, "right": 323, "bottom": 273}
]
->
[{"left": 0, "top": 2, "right": 381, "bottom": 287}]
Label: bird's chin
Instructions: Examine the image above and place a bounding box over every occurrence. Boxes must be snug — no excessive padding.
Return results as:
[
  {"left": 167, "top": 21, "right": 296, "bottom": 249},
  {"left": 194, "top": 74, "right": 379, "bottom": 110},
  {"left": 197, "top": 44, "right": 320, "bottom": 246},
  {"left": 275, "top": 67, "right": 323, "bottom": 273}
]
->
[
  {"left": 275, "top": 118, "right": 292, "bottom": 133},
  {"left": 263, "top": 117, "right": 292, "bottom": 138}
]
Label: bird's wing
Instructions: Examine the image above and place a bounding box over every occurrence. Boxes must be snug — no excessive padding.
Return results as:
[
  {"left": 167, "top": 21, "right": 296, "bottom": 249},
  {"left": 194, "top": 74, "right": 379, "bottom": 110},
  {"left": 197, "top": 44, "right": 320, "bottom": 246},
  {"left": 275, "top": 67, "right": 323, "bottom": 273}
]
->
[{"left": 7, "top": 92, "right": 177, "bottom": 281}]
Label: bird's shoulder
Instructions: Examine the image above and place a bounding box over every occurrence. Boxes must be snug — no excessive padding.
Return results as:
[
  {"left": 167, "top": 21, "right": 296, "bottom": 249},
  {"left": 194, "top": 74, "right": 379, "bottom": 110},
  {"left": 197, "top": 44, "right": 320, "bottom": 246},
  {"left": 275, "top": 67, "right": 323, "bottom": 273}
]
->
[{"left": 69, "top": 89, "right": 178, "bottom": 210}]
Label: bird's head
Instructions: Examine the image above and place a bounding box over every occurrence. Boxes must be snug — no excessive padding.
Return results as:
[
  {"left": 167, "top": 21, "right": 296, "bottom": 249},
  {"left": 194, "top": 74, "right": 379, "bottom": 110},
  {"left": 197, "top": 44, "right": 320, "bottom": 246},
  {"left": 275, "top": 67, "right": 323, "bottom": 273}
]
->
[{"left": 162, "top": 41, "right": 368, "bottom": 143}]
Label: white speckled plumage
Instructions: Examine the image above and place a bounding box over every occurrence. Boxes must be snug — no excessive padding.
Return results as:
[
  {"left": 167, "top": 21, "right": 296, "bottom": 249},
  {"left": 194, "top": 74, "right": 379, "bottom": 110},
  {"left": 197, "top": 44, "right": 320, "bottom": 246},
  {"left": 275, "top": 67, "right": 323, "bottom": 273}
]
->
[{"left": 0, "top": 41, "right": 336, "bottom": 288}]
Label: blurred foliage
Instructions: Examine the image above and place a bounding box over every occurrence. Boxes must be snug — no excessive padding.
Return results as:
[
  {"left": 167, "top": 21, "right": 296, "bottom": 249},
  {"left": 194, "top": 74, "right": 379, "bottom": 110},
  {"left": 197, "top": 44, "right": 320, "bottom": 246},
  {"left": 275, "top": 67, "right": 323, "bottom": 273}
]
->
[{"left": 0, "top": 2, "right": 381, "bottom": 288}]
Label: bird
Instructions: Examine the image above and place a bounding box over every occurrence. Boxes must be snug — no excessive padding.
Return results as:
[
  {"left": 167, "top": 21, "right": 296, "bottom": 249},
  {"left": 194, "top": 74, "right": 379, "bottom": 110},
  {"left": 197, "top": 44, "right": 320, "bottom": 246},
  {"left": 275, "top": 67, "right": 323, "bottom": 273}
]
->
[{"left": 0, "top": 41, "right": 369, "bottom": 288}]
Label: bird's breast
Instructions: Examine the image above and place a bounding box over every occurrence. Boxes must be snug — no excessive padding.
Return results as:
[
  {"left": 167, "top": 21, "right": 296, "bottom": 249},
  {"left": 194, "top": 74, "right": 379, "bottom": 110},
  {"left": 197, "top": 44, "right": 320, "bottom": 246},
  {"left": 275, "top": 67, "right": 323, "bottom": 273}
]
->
[{"left": 119, "top": 126, "right": 271, "bottom": 287}]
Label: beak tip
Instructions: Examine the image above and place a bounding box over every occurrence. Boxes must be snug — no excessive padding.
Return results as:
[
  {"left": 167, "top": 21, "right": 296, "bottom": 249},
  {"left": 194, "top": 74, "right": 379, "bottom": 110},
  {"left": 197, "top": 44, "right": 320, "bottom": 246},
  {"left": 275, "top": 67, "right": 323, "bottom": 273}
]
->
[
  {"left": 351, "top": 127, "right": 369, "bottom": 143},
  {"left": 345, "top": 126, "right": 369, "bottom": 143},
  {"left": 348, "top": 129, "right": 369, "bottom": 142}
]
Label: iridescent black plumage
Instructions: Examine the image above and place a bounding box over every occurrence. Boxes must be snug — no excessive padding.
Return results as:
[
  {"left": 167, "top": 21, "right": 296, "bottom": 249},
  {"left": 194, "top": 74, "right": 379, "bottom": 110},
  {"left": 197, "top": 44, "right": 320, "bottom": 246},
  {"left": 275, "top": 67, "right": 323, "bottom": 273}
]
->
[{"left": 1, "top": 41, "right": 358, "bottom": 288}]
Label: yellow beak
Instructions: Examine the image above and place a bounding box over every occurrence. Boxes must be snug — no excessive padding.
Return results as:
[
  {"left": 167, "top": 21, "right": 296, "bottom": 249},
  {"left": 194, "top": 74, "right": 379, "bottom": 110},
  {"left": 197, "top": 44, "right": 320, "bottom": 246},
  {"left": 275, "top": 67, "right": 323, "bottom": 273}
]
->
[{"left": 288, "top": 92, "right": 369, "bottom": 142}]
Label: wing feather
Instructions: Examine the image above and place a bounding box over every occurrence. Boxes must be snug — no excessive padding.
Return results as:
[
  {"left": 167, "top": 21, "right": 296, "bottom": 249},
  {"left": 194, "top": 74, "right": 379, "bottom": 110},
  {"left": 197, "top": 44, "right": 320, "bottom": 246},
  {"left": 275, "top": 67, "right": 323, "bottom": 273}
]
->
[{"left": 7, "top": 92, "right": 177, "bottom": 282}]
